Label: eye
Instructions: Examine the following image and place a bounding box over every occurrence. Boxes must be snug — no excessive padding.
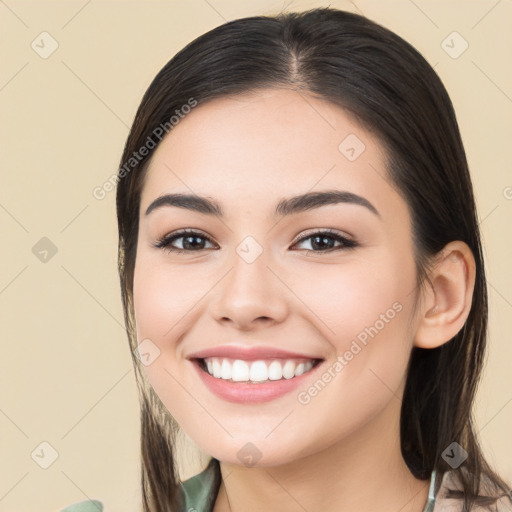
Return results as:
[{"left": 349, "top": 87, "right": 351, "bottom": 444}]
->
[
  {"left": 290, "top": 229, "right": 358, "bottom": 253},
  {"left": 153, "top": 228, "right": 358, "bottom": 255},
  {"left": 153, "top": 229, "right": 216, "bottom": 254}
]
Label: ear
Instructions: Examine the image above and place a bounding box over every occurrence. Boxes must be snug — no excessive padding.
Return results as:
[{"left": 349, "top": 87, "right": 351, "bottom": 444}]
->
[{"left": 414, "top": 241, "right": 476, "bottom": 349}]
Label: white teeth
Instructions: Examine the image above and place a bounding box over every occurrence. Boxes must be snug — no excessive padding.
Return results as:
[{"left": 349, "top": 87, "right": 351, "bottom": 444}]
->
[
  {"left": 202, "top": 357, "right": 316, "bottom": 382},
  {"left": 282, "top": 360, "right": 296, "bottom": 379},
  {"left": 295, "top": 362, "right": 305, "bottom": 376},
  {"left": 268, "top": 360, "right": 283, "bottom": 380},
  {"left": 250, "top": 361, "right": 268, "bottom": 382},
  {"left": 232, "top": 360, "right": 249, "bottom": 382},
  {"left": 212, "top": 359, "right": 222, "bottom": 378},
  {"left": 221, "top": 359, "right": 232, "bottom": 380}
]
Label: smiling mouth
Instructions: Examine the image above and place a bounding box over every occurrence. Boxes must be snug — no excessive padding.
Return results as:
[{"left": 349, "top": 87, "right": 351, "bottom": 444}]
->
[{"left": 194, "top": 357, "right": 323, "bottom": 384}]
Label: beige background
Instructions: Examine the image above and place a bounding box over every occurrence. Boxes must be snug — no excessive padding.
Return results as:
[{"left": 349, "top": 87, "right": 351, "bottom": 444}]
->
[{"left": 1, "top": 1, "right": 511, "bottom": 510}]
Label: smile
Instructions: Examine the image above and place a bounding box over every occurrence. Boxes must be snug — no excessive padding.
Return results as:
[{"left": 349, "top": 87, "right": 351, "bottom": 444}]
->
[
  {"left": 200, "top": 357, "right": 321, "bottom": 383},
  {"left": 191, "top": 357, "right": 325, "bottom": 404}
]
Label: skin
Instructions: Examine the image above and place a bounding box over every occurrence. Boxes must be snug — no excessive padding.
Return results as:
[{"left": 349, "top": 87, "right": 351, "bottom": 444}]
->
[{"left": 133, "top": 88, "right": 476, "bottom": 512}]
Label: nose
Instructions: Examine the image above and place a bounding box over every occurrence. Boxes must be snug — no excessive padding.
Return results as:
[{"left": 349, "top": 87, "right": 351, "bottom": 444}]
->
[{"left": 208, "top": 248, "right": 289, "bottom": 331}]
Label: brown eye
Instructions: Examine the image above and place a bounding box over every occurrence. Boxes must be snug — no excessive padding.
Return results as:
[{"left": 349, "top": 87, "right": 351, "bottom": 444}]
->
[
  {"left": 291, "top": 230, "right": 358, "bottom": 253},
  {"left": 153, "top": 229, "right": 216, "bottom": 253}
]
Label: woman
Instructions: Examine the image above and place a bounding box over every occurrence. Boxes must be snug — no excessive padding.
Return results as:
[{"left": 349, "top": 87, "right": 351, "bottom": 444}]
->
[{"left": 60, "top": 7, "right": 512, "bottom": 512}]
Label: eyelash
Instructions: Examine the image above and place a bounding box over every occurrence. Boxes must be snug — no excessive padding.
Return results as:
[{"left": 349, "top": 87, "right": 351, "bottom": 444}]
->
[{"left": 153, "top": 228, "right": 358, "bottom": 255}]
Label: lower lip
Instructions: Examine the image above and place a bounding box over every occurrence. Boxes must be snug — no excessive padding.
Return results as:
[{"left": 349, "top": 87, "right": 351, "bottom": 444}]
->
[{"left": 191, "top": 358, "right": 324, "bottom": 404}]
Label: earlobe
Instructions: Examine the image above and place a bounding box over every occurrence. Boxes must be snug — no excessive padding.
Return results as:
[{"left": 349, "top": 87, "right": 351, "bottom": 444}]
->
[{"left": 414, "top": 241, "right": 476, "bottom": 349}]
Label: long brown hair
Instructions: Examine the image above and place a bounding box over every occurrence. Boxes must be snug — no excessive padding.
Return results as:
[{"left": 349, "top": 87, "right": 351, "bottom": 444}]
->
[{"left": 115, "top": 7, "right": 512, "bottom": 511}]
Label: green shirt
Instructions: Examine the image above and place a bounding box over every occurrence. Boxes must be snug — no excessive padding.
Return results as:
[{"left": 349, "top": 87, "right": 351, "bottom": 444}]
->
[{"left": 59, "top": 458, "right": 437, "bottom": 512}]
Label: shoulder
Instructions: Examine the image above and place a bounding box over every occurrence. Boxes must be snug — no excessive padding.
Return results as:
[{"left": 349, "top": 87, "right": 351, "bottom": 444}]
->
[{"left": 56, "top": 500, "right": 104, "bottom": 512}]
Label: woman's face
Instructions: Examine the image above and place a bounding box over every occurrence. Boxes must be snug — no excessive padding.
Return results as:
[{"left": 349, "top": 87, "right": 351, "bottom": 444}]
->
[{"left": 133, "top": 88, "right": 421, "bottom": 467}]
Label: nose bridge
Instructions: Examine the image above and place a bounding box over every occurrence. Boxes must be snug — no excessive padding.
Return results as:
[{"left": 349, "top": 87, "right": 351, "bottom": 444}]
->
[{"left": 209, "top": 233, "right": 288, "bottom": 328}]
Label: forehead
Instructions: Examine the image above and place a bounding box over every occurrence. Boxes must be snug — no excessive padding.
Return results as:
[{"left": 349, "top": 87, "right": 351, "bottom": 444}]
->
[{"left": 140, "top": 88, "right": 394, "bottom": 217}]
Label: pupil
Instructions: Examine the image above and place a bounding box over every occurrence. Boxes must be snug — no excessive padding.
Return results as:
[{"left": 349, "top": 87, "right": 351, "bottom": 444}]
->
[
  {"left": 184, "top": 235, "right": 203, "bottom": 250},
  {"left": 312, "top": 235, "right": 333, "bottom": 250}
]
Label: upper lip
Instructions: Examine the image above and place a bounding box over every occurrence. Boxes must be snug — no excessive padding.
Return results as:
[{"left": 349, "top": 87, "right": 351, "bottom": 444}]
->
[{"left": 187, "top": 345, "right": 324, "bottom": 361}]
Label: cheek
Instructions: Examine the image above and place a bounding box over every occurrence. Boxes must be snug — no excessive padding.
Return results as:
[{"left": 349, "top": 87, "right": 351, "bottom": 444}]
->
[
  {"left": 288, "top": 255, "right": 416, "bottom": 437},
  {"left": 293, "top": 250, "right": 417, "bottom": 405},
  {"left": 133, "top": 257, "right": 207, "bottom": 344},
  {"left": 132, "top": 258, "right": 201, "bottom": 414},
  {"left": 292, "top": 254, "right": 412, "bottom": 347},
  {"left": 133, "top": 266, "right": 175, "bottom": 341}
]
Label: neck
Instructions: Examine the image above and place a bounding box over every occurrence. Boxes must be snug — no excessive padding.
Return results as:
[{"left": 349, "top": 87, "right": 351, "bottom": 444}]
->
[{"left": 213, "top": 396, "right": 430, "bottom": 512}]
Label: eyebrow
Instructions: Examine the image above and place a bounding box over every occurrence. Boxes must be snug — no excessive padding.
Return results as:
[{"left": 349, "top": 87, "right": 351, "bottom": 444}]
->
[{"left": 144, "top": 190, "right": 380, "bottom": 218}]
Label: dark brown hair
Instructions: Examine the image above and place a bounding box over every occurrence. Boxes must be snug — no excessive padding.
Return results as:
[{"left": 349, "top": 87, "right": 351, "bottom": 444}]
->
[{"left": 115, "top": 7, "right": 512, "bottom": 511}]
